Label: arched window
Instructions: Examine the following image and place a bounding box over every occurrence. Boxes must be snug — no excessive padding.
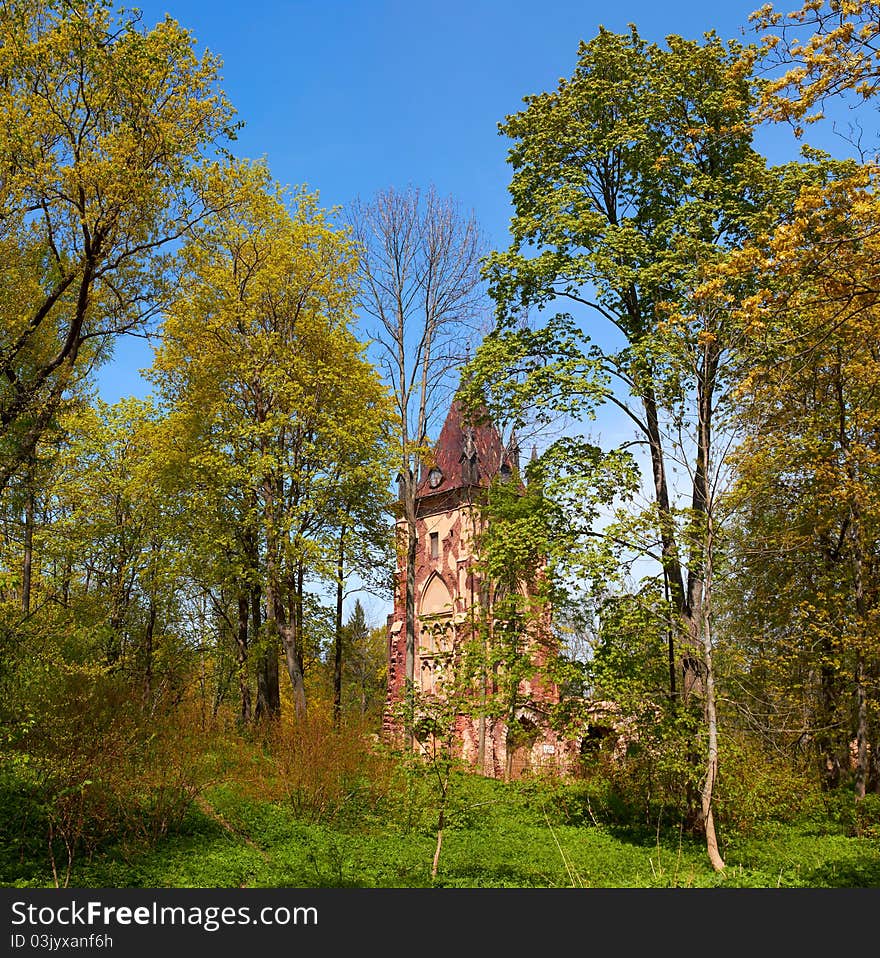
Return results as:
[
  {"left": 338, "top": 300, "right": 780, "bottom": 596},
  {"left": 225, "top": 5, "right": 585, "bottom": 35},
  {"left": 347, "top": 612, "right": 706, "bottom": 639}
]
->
[{"left": 421, "top": 572, "right": 453, "bottom": 617}]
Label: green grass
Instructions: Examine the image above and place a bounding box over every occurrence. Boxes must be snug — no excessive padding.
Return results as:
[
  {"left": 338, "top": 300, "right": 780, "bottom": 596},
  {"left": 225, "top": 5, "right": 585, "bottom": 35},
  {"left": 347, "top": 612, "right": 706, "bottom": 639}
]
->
[{"left": 4, "top": 771, "right": 878, "bottom": 888}]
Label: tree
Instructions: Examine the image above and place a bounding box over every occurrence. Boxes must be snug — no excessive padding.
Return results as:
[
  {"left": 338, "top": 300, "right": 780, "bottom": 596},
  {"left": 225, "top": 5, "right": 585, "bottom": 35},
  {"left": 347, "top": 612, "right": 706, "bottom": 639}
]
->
[
  {"left": 712, "top": 2, "right": 880, "bottom": 799},
  {"left": 146, "top": 400, "right": 265, "bottom": 724},
  {"left": 330, "top": 459, "right": 394, "bottom": 727},
  {"left": 752, "top": 0, "right": 880, "bottom": 134},
  {"left": 32, "top": 399, "right": 194, "bottom": 692},
  {"left": 471, "top": 25, "right": 795, "bottom": 870},
  {"left": 337, "top": 600, "right": 388, "bottom": 723},
  {"left": 459, "top": 432, "right": 637, "bottom": 778},
  {"left": 0, "top": 0, "right": 235, "bottom": 489},
  {"left": 151, "top": 160, "right": 391, "bottom": 720},
  {"left": 722, "top": 161, "right": 880, "bottom": 798},
  {"left": 347, "top": 185, "right": 486, "bottom": 744}
]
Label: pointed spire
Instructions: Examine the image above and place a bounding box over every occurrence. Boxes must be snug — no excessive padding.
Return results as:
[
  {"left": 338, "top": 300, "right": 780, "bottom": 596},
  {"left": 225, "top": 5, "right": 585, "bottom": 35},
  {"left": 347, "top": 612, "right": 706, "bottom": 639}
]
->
[{"left": 507, "top": 432, "right": 521, "bottom": 473}]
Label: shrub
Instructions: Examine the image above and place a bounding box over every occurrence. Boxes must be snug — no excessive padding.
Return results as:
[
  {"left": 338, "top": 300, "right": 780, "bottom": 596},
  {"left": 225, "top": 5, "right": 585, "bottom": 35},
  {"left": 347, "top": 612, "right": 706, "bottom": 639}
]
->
[
  {"left": 569, "top": 704, "right": 704, "bottom": 830},
  {"left": 1, "top": 654, "right": 211, "bottom": 886},
  {"left": 247, "top": 711, "right": 396, "bottom": 825},
  {"left": 823, "top": 790, "right": 880, "bottom": 838},
  {"left": 714, "top": 732, "right": 823, "bottom": 835}
]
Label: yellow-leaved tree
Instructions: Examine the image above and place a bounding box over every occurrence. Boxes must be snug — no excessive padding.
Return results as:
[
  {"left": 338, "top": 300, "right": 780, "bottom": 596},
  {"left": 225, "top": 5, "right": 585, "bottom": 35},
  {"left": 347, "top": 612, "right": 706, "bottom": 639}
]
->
[
  {"left": 150, "top": 160, "right": 392, "bottom": 721},
  {"left": 719, "top": 2, "right": 880, "bottom": 798},
  {"left": 0, "top": 0, "right": 235, "bottom": 489}
]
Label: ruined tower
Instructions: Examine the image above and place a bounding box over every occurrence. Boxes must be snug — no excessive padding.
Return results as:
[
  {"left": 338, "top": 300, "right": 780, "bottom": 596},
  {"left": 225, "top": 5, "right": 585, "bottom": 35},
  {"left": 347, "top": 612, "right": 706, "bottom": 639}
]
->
[{"left": 383, "top": 398, "right": 569, "bottom": 778}]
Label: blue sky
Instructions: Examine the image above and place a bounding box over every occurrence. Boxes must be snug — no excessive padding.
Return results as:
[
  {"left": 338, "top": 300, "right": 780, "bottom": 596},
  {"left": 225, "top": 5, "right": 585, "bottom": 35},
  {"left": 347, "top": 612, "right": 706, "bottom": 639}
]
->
[{"left": 97, "top": 0, "right": 808, "bottom": 403}]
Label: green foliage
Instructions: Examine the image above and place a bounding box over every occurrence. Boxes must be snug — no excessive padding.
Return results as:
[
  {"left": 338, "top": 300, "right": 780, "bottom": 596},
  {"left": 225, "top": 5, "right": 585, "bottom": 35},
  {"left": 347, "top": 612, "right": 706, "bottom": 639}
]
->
[
  {"left": 4, "top": 0, "right": 880, "bottom": 897},
  {"left": 0, "top": 651, "right": 211, "bottom": 886},
  {"left": 0, "top": 0, "right": 235, "bottom": 487},
  {"left": 333, "top": 600, "right": 388, "bottom": 724},
  {"left": 460, "top": 313, "right": 607, "bottom": 433},
  {"left": 466, "top": 31, "right": 792, "bottom": 871},
  {"left": 713, "top": 733, "right": 824, "bottom": 834},
  {"left": 485, "top": 24, "right": 771, "bottom": 335},
  {"left": 821, "top": 790, "right": 880, "bottom": 839},
  {"left": 6, "top": 751, "right": 877, "bottom": 889},
  {"left": 587, "top": 585, "right": 673, "bottom": 702},
  {"left": 149, "top": 159, "right": 393, "bottom": 715}
]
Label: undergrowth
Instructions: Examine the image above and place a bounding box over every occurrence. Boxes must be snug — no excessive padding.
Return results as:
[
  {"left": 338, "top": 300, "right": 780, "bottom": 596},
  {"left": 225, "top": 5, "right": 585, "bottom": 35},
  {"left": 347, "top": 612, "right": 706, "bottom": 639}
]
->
[{"left": 2, "top": 716, "right": 878, "bottom": 889}]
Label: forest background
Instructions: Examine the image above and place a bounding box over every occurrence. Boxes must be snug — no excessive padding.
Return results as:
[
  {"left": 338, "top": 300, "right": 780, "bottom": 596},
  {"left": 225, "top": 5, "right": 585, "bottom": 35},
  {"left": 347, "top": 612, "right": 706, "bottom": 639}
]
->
[{"left": 2, "top": 0, "right": 880, "bottom": 889}]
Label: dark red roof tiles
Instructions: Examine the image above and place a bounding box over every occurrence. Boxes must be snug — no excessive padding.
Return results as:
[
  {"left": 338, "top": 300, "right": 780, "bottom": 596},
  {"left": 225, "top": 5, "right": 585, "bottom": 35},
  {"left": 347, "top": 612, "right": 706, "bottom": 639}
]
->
[{"left": 417, "top": 399, "right": 516, "bottom": 496}]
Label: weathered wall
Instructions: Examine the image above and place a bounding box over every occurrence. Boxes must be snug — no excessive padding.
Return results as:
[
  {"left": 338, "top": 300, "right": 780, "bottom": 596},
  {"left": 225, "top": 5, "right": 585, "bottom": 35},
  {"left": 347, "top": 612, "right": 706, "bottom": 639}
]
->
[{"left": 383, "top": 399, "right": 574, "bottom": 778}]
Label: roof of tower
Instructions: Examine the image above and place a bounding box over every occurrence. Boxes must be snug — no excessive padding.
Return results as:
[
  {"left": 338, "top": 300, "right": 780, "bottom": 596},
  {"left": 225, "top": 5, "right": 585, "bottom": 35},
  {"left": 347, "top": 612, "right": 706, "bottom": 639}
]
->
[{"left": 417, "top": 398, "right": 515, "bottom": 498}]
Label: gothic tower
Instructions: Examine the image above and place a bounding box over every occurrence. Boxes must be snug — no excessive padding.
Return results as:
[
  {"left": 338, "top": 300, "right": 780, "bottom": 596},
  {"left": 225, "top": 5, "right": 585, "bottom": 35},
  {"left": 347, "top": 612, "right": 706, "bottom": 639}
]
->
[{"left": 383, "top": 398, "right": 569, "bottom": 778}]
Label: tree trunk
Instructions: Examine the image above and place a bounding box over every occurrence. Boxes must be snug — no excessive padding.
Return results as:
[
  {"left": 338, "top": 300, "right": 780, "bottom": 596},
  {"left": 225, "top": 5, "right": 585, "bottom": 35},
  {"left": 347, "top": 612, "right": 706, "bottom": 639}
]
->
[
  {"left": 21, "top": 483, "right": 33, "bottom": 615},
  {"left": 855, "top": 655, "right": 868, "bottom": 801},
  {"left": 143, "top": 595, "right": 156, "bottom": 706},
  {"left": 254, "top": 585, "right": 280, "bottom": 721},
  {"left": 700, "top": 626, "right": 725, "bottom": 872},
  {"left": 431, "top": 806, "right": 445, "bottom": 879},
  {"left": 697, "top": 342, "right": 725, "bottom": 871},
  {"left": 839, "top": 374, "right": 871, "bottom": 801},
  {"left": 869, "top": 720, "right": 880, "bottom": 795},
  {"left": 280, "top": 620, "right": 307, "bottom": 717},
  {"left": 663, "top": 568, "right": 676, "bottom": 705},
  {"left": 236, "top": 593, "right": 252, "bottom": 724},
  {"left": 333, "top": 527, "right": 346, "bottom": 727},
  {"left": 699, "top": 502, "right": 724, "bottom": 872},
  {"left": 277, "top": 561, "right": 307, "bottom": 719},
  {"left": 814, "top": 627, "right": 842, "bottom": 787},
  {"left": 263, "top": 465, "right": 306, "bottom": 717},
  {"left": 641, "top": 385, "right": 686, "bottom": 613},
  {"left": 404, "top": 479, "right": 418, "bottom": 748},
  {"left": 850, "top": 500, "right": 869, "bottom": 801}
]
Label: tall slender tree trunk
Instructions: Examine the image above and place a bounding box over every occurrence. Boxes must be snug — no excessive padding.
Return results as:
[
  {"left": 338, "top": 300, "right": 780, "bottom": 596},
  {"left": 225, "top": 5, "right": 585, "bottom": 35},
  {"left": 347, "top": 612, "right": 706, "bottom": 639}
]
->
[
  {"left": 22, "top": 482, "right": 33, "bottom": 615},
  {"left": 347, "top": 186, "right": 486, "bottom": 749},
  {"left": 640, "top": 333, "right": 724, "bottom": 867},
  {"left": 275, "top": 608, "right": 307, "bottom": 718},
  {"left": 855, "top": 655, "right": 868, "bottom": 801},
  {"left": 696, "top": 346, "right": 724, "bottom": 871},
  {"left": 817, "top": 633, "right": 842, "bottom": 788},
  {"left": 263, "top": 468, "right": 306, "bottom": 718},
  {"left": 142, "top": 595, "right": 155, "bottom": 706},
  {"left": 295, "top": 563, "right": 307, "bottom": 713},
  {"left": 254, "top": 584, "right": 280, "bottom": 721},
  {"left": 236, "top": 593, "right": 252, "bottom": 724},
  {"left": 699, "top": 582, "right": 725, "bottom": 872},
  {"left": 869, "top": 719, "right": 880, "bottom": 795},
  {"left": 431, "top": 799, "right": 446, "bottom": 879},
  {"left": 279, "top": 561, "right": 307, "bottom": 718},
  {"left": 663, "top": 568, "right": 677, "bottom": 704},
  {"left": 333, "top": 526, "right": 346, "bottom": 727},
  {"left": 404, "top": 481, "right": 418, "bottom": 748},
  {"left": 851, "top": 503, "right": 869, "bottom": 801},
  {"left": 641, "top": 384, "right": 686, "bottom": 612}
]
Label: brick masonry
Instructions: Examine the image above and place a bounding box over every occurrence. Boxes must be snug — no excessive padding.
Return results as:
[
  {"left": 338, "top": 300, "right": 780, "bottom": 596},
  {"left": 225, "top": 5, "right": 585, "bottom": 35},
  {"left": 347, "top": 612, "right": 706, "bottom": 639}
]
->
[{"left": 383, "top": 399, "right": 578, "bottom": 778}]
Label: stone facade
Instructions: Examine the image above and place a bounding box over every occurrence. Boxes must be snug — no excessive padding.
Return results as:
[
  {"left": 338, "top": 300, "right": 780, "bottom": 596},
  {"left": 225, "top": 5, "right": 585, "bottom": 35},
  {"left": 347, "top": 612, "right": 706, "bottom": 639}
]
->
[{"left": 383, "top": 399, "right": 575, "bottom": 778}]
